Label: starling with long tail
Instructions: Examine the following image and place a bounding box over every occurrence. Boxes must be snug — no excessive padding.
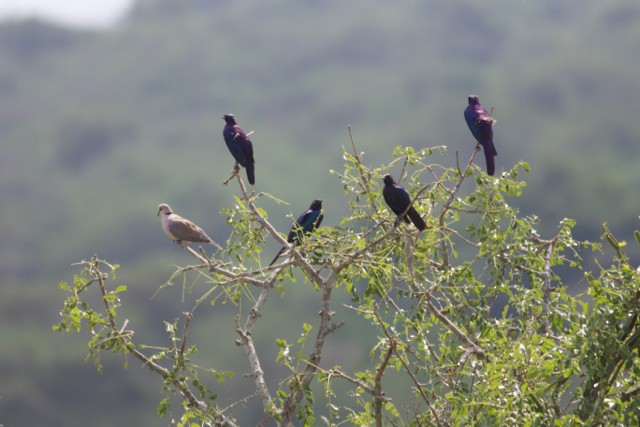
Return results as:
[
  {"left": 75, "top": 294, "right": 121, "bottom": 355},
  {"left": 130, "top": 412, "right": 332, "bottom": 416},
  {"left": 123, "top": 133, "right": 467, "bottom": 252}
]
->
[
  {"left": 269, "top": 200, "right": 324, "bottom": 266},
  {"left": 464, "top": 95, "right": 497, "bottom": 176},
  {"left": 223, "top": 114, "right": 255, "bottom": 185},
  {"left": 382, "top": 174, "right": 427, "bottom": 231}
]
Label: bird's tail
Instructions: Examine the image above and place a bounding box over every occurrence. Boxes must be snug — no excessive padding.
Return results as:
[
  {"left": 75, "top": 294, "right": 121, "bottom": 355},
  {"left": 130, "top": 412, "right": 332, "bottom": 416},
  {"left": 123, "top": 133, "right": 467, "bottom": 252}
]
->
[
  {"left": 483, "top": 140, "right": 497, "bottom": 176},
  {"left": 246, "top": 163, "right": 255, "bottom": 185},
  {"left": 407, "top": 207, "right": 427, "bottom": 231},
  {"left": 269, "top": 246, "right": 285, "bottom": 266}
]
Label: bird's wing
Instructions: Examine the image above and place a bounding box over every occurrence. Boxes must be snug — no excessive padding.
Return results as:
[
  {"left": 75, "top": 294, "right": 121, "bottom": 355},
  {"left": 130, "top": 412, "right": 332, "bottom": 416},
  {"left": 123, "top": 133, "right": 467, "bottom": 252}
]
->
[
  {"left": 465, "top": 109, "right": 485, "bottom": 143},
  {"left": 236, "top": 130, "right": 254, "bottom": 160},
  {"left": 224, "top": 126, "right": 253, "bottom": 166},
  {"left": 232, "top": 126, "right": 254, "bottom": 165},
  {"left": 382, "top": 187, "right": 393, "bottom": 211},
  {"left": 287, "top": 209, "right": 311, "bottom": 243},
  {"left": 167, "top": 215, "right": 211, "bottom": 243},
  {"left": 300, "top": 210, "right": 323, "bottom": 232},
  {"left": 475, "top": 115, "right": 494, "bottom": 142},
  {"left": 296, "top": 209, "right": 314, "bottom": 227},
  {"left": 287, "top": 209, "right": 323, "bottom": 244},
  {"left": 464, "top": 107, "right": 476, "bottom": 132},
  {"left": 223, "top": 127, "right": 237, "bottom": 147},
  {"left": 385, "top": 186, "right": 411, "bottom": 216}
]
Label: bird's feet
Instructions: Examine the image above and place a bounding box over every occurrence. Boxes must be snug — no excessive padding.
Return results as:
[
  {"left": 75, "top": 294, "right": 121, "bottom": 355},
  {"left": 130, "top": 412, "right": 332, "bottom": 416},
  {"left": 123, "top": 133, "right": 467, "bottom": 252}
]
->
[{"left": 223, "top": 165, "right": 240, "bottom": 186}]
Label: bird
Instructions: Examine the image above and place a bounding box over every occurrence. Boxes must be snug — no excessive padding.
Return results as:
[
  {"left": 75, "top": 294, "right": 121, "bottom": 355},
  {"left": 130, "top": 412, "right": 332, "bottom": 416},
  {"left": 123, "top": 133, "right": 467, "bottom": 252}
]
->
[
  {"left": 157, "top": 203, "right": 223, "bottom": 250},
  {"left": 382, "top": 174, "right": 427, "bottom": 231},
  {"left": 222, "top": 114, "right": 255, "bottom": 185},
  {"left": 464, "top": 95, "right": 498, "bottom": 176},
  {"left": 269, "top": 199, "right": 324, "bottom": 266}
]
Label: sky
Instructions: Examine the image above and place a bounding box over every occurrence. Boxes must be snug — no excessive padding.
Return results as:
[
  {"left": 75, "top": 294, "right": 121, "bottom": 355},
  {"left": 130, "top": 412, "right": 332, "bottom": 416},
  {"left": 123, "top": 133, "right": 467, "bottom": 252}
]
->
[{"left": 0, "top": 0, "right": 133, "bottom": 28}]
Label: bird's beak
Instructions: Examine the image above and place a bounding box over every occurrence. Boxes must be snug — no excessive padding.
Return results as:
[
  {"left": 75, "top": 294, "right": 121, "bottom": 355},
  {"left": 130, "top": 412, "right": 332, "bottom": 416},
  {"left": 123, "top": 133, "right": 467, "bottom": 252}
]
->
[{"left": 157, "top": 208, "right": 161, "bottom": 216}]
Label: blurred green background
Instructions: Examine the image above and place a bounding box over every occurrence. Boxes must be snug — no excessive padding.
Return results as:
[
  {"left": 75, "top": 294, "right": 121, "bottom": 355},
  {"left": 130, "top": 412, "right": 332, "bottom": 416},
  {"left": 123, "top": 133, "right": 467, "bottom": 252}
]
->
[{"left": 1, "top": 0, "right": 640, "bottom": 424}]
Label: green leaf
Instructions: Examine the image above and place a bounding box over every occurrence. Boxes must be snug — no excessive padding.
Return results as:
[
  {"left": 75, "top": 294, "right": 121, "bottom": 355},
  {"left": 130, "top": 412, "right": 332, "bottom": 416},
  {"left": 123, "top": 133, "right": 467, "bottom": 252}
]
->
[{"left": 157, "top": 398, "right": 170, "bottom": 417}]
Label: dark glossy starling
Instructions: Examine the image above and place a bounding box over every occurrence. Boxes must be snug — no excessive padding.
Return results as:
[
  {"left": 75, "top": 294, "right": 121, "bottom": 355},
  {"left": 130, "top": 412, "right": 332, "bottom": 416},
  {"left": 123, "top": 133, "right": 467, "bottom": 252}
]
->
[
  {"left": 464, "top": 95, "right": 497, "bottom": 176},
  {"left": 382, "top": 174, "right": 426, "bottom": 231},
  {"left": 223, "top": 114, "right": 255, "bottom": 185},
  {"left": 269, "top": 200, "right": 324, "bottom": 266}
]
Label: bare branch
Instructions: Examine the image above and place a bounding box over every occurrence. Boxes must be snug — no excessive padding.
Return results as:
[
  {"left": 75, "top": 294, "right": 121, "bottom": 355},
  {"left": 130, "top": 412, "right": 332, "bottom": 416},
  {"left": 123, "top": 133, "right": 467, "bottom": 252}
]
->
[
  {"left": 324, "top": 367, "right": 389, "bottom": 401},
  {"left": 436, "top": 148, "right": 479, "bottom": 268},
  {"left": 177, "top": 312, "right": 192, "bottom": 363},
  {"left": 375, "top": 308, "right": 444, "bottom": 427},
  {"left": 234, "top": 269, "right": 283, "bottom": 418},
  {"left": 348, "top": 126, "right": 379, "bottom": 213},
  {"left": 423, "top": 297, "right": 486, "bottom": 361},
  {"left": 281, "top": 281, "right": 345, "bottom": 422},
  {"left": 539, "top": 238, "right": 557, "bottom": 335},
  {"left": 235, "top": 312, "right": 276, "bottom": 417},
  {"left": 374, "top": 339, "right": 395, "bottom": 427},
  {"left": 182, "top": 244, "right": 210, "bottom": 264}
]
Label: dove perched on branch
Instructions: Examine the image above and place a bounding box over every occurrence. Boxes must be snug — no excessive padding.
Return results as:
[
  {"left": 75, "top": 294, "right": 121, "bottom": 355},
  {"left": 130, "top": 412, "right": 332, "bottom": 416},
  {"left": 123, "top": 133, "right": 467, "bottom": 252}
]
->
[{"left": 157, "top": 203, "right": 223, "bottom": 250}]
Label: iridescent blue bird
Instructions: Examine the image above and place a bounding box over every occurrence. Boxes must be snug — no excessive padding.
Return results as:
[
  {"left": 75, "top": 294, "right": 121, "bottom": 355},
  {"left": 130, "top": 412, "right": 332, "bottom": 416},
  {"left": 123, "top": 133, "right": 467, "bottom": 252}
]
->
[
  {"left": 223, "top": 114, "right": 255, "bottom": 185},
  {"left": 382, "top": 174, "right": 427, "bottom": 231},
  {"left": 269, "top": 200, "right": 324, "bottom": 266},
  {"left": 464, "top": 95, "right": 497, "bottom": 176}
]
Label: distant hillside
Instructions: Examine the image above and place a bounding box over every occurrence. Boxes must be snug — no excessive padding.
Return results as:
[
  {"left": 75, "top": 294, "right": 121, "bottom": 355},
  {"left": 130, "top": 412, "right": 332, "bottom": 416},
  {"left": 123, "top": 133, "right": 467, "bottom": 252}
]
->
[{"left": 2, "top": 0, "right": 640, "bottom": 425}]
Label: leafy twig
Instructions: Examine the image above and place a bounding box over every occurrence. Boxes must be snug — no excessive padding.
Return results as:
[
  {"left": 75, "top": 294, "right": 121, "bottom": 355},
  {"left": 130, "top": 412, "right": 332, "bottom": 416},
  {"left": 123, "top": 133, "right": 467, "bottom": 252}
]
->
[{"left": 84, "top": 258, "right": 239, "bottom": 427}]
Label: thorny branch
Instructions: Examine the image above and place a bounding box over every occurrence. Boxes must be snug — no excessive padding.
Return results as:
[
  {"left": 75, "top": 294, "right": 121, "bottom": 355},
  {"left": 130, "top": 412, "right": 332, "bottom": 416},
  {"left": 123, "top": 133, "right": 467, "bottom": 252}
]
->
[
  {"left": 437, "top": 147, "right": 481, "bottom": 267},
  {"left": 424, "top": 297, "right": 486, "bottom": 360},
  {"left": 63, "top": 140, "right": 565, "bottom": 425},
  {"left": 233, "top": 172, "right": 326, "bottom": 287},
  {"left": 320, "top": 367, "right": 391, "bottom": 401},
  {"left": 348, "top": 126, "right": 380, "bottom": 214},
  {"left": 182, "top": 244, "right": 211, "bottom": 265},
  {"left": 231, "top": 172, "right": 348, "bottom": 423},
  {"left": 375, "top": 307, "right": 444, "bottom": 427},
  {"left": 234, "top": 268, "right": 283, "bottom": 418},
  {"left": 280, "top": 279, "right": 345, "bottom": 423},
  {"left": 374, "top": 339, "right": 395, "bottom": 427},
  {"left": 85, "top": 258, "right": 239, "bottom": 427},
  {"left": 533, "top": 236, "right": 558, "bottom": 335},
  {"left": 177, "top": 311, "right": 192, "bottom": 364}
]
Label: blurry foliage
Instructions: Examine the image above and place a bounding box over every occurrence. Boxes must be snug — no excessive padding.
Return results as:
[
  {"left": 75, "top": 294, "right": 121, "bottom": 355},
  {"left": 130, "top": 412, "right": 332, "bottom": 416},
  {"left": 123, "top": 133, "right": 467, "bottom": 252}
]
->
[{"left": 0, "top": 19, "right": 93, "bottom": 63}]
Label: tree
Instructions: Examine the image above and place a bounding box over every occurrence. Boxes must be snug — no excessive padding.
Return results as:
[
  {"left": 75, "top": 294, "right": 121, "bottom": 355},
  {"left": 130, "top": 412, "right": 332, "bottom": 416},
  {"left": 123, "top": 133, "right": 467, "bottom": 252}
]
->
[{"left": 54, "top": 141, "right": 640, "bottom": 426}]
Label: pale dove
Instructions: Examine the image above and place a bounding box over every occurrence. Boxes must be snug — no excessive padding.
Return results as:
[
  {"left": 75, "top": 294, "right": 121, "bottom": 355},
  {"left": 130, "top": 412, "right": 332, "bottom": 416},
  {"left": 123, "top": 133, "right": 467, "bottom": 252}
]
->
[{"left": 157, "top": 203, "right": 223, "bottom": 250}]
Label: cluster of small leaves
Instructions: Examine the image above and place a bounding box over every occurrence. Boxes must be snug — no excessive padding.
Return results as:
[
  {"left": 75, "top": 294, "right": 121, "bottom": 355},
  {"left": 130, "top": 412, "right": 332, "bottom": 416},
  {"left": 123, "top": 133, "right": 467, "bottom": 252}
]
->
[
  {"left": 571, "top": 225, "right": 640, "bottom": 425},
  {"left": 54, "top": 258, "right": 128, "bottom": 373},
  {"left": 221, "top": 195, "right": 270, "bottom": 265},
  {"left": 324, "top": 147, "right": 640, "bottom": 425},
  {"left": 54, "top": 258, "right": 236, "bottom": 426},
  {"left": 56, "top": 146, "right": 640, "bottom": 426}
]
